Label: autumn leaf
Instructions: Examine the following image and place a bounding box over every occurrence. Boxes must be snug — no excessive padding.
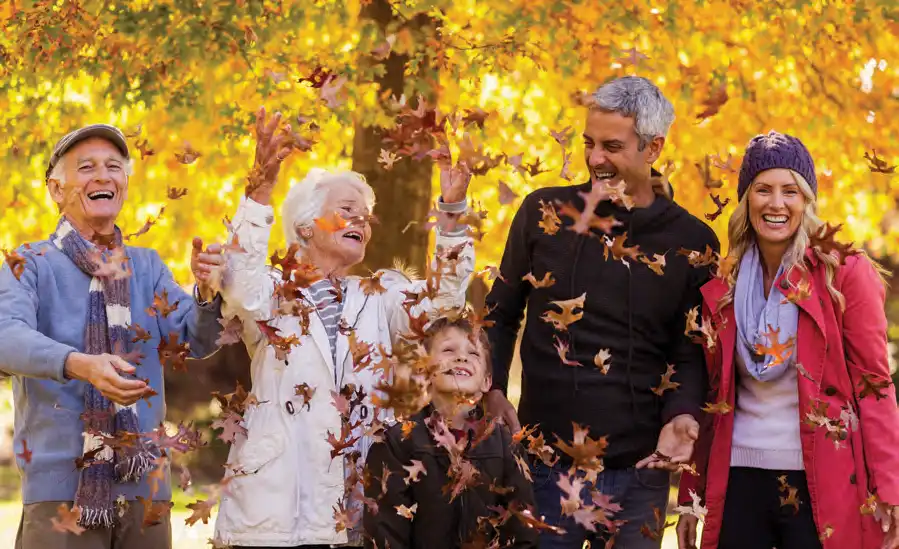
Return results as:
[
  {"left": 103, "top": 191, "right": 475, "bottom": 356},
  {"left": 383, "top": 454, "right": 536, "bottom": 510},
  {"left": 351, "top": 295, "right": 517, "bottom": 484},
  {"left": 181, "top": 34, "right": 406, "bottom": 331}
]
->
[
  {"left": 522, "top": 271, "right": 555, "bottom": 289},
  {"left": 537, "top": 199, "right": 561, "bottom": 235},
  {"left": 593, "top": 349, "right": 611, "bottom": 374},
  {"left": 134, "top": 138, "right": 155, "bottom": 159},
  {"left": 704, "top": 193, "right": 730, "bottom": 222},
  {"left": 754, "top": 325, "right": 795, "bottom": 369},
  {"left": 129, "top": 323, "right": 152, "bottom": 343},
  {"left": 553, "top": 335, "right": 583, "bottom": 367},
  {"left": 326, "top": 421, "right": 361, "bottom": 460},
  {"left": 497, "top": 179, "right": 518, "bottom": 205},
  {"left": 701, "top": 399, "right": 732, "bottom": 414},
  {"left": 604, "top": 232, "right": 642, "bottom": 264},
  {"left": 864, "top": 149, "right": 896, "bottom": 174},
  {"left": 211, "top": 411, "right": 247, "bottom": 444},
  {"left": 88, "top": 246, "right": 132, "bottom": 280},
  {"left": 124, "top": 206, "right": 165, "bottom": 241},
  {"left": 185, "top": 498, "right": 216, "bottom": 526},
  {"left": 166, "top": 186, "right": 189, "bottom": 200},
  {"left": 158, "top": 331, "right": 190, "bottom": 371},
  {"left": 777, "top": 475, "right": 800, "bottom": 514},
  {"left": 810, "top": 222, "right": 858, "bottom": 264},
  {"left": 216, "top": 316, "right": 243, "bottom": 347},
  {"left": 639, "top": 253, "right": 667, "bottom": 275},
  {"left": 174, "top": 142, "right": 201, "bottom": 164},
  {"left": 136, "top": 496, "right": 173, "bottom": 527},
  {"left": 378, "top": 149, "right": 400, "bottom": 170},
  {"left": 314, "top": 211, "right": 350, "bottom": 233},
  {"left": 147, "top": 288, "right": 179, "bottom": 318},
  {"left": 858, "top": 373, "right": 892, "bottom": 401},
  {"left": 3, "top": 249, "right": 26, "bottom": 280},
  {"left": 256, "top": 320, "right": 301, "bottom": 360},
  {"left": 269, "top": 243, "right": 302, "bottom": 280},
  {"left": 402, "top": 459, "right": 427, "bottom": 485},
  {"left": 553, "top": 422, "right": 607, "bottom": 475},
  {"left": 640, "top": 505, "right": 675, "bottom": 541},
  {"left": 696, "top": 83, "right": 728, "bottom": 120},
  {"left": 395, "top": 502, "right": 418, "bottom": 519},
  {"left": 678, "top": 244, "right": 717, "bottom": 267},
  {"left": 16, "top": 439, "right": 32, "bottom": 463},
  {"left": 651, "top": 364, "right": 680, "bottom": 396},
  {"left": 541, "top": 293, "right": 586, "bottom": 331},
  {"left": 781, "top": 277, "right": 812, "bottom": 304},
  {"left": 674, "top": 489, "right": 708, "bottom": 521},
  {"left": 50, "top": 503, "right": 85, "bottom": 535},
  {"left": 320, "top": 75, "right": 349, "bottom": 108}
]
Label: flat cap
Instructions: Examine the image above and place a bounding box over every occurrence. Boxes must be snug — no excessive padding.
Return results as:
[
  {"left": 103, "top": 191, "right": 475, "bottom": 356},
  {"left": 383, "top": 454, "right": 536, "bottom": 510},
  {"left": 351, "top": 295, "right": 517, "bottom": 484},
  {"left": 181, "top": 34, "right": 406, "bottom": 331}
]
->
[{"left": 46, "top": 124, "right": 130, "bottom": 181}]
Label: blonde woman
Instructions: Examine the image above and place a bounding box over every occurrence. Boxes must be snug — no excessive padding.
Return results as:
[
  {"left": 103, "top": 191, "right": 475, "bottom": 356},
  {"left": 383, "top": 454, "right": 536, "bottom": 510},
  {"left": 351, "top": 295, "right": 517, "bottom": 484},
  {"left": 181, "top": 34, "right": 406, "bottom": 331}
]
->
[{"left": 676, "top": 132, "right": 899, "bottom": 549}]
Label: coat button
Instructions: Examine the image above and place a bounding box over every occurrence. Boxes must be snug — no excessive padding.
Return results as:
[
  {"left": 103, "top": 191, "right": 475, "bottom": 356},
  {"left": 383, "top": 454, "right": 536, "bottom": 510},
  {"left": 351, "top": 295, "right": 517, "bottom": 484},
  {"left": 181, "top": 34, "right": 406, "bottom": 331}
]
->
[
  {"left": 285, "top": 401, "right": 295, "bottom": 415},
  {"left": 850, "top": 473, "right": 857, "bottom": 484},
  {"left": 779, "top": 279, "right": 790, "bottom": 290},
  {"left": 824, "top": 386, "right": 837, "bottom": 396}
]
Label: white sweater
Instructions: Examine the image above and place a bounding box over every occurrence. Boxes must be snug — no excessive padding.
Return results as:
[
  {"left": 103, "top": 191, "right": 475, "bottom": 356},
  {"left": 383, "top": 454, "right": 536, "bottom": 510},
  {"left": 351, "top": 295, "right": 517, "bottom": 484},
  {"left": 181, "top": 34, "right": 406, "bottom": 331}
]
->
[{"left": 730, "top": 352, "right": 804, "bottom": 470}]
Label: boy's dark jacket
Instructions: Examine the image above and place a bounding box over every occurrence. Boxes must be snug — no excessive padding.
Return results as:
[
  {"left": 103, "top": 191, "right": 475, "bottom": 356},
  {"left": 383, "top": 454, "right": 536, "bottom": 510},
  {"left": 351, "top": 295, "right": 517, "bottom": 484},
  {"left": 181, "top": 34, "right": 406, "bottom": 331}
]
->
[
  {"left": 363, "top": 407, "right": 538, "bottom": 549},
  {"left": 486, "top": 179, "right": 720, "bottom": 469}
]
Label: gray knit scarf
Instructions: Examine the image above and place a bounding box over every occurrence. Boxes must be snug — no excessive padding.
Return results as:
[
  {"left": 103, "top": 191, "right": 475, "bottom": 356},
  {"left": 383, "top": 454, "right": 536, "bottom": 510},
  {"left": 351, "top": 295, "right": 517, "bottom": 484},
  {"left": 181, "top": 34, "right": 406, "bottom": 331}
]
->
[{"left": 51, "top": 217, "right": 156, "bottom": 528}]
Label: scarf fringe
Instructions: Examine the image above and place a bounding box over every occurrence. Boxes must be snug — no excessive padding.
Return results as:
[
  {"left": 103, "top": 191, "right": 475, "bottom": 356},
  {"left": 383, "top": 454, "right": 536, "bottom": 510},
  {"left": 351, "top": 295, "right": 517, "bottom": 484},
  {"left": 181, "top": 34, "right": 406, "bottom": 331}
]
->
[
  {"left": 115, "top": 450, "right": 154, "bottom": 483},
  {"left": 78, "top": 505, "right": 116, "bottom": 529}
]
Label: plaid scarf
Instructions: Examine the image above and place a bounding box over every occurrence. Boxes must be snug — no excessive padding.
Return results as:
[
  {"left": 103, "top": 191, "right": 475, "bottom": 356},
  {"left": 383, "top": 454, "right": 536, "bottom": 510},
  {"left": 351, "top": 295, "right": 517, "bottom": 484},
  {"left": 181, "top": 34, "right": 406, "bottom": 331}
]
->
[{"left": 51, "top": 217, "right": 156, "bottom": 528}]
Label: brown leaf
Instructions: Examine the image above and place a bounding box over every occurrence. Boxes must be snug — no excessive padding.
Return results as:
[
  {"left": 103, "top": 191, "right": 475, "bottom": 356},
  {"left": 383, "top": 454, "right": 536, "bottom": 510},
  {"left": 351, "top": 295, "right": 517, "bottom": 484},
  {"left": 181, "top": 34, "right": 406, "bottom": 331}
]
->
[
  {"left": 166, "top": 186, "right": 189, "bottom": 199},
  {"left": 593, "top": 349, "right": 611, "bottom": 374},
  {"left": 124, "top": 207, "right": 165, "bottom": 241},
  {"left": 497, "top": 179, "right": 518, "bottom": 205},
  {"left": 522, "top": 271, "right": 555, "bottom": 289},
  {"left": 136, "top": 496, "right": 173, "bottom": 527},
  {"left": 537, "top": 199, "right": 562, "bottom": 235},
  {"left": 185, "top": 498, "right": 216, "bottom": 526},
  {"left": 704, "top": 193, "right": 730, "bottom": 222},
  {"left": 50, "top": 503, "right": 85, "bottom": 535},
  {"left": 639, "top": 253, "right": 667, "bottom": 276},
  {"left": 810, "top": 222, "right": 858, "bottom": 265},
  {"left": 858, "top": 373, "right": 892, "bottom": 401},
  {"left": 864, "top": 149, "right": 896, "bottom": 174},
  {"left": 701, "top": 399, "right": 732, "bottom": 414},
  {"left": 3, "top": 249, "right": 27, "bottom": 280},
  {"left": 157, "top": 331, "right": 190, "bottom": 371},
  {"left": 541, "top": 293, "right": 586, "bottom": 331},
  {"left": 147, "top": 289, "right": 179, "bottom": 318},
  {"left": 651, "top": 364, "right": 680, "bottom": 396}
]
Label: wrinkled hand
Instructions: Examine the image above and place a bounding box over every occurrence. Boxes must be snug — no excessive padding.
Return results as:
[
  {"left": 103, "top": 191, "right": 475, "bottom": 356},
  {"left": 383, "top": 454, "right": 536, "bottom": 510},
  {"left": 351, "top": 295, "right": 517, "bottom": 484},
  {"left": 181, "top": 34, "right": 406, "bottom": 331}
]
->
[
  {"left": 64, "top": 352, "right": 148, "bottom": 406},
  {"left": 882, "top": 504, "right": 899, "bottom": 549},
  {"left": 191, "top": 237, "right": 224, "bottom": 302},
  {"left": 677, "top": 515, "right": 699, "bottom": 549},
  {"left": 636, "top": 414, "right": 699, "bottom": 471},
  {"left": 246, "top": 107, "right": 295, "bottom": 204},
  {"left": 439, "top": 163, "right": 472, "bottom": 204},
  {"left": 484, "top": 389, "right": 521, "bottom": 433}
]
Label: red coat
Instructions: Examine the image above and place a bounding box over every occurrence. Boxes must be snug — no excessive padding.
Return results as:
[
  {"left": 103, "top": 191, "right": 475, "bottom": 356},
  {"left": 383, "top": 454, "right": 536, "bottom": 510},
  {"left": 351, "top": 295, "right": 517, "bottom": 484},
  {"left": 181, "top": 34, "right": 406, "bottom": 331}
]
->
[{"left": 679, "top": 251, "right": 899, "bottom": 549}]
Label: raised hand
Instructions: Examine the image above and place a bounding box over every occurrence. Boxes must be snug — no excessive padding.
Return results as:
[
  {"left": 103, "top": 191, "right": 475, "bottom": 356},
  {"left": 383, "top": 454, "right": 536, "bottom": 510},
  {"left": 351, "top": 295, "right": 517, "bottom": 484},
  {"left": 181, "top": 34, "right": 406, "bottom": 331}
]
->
[
  {"left": 191, "top": 237, "right": 224, "bottom": 302},
  {"left": 439, "top": 162, "right": 472, "bottom": 204},
  {"left": 246, "top": 107, "right": 295, "bottom": 205},
  {"left": 636, "top": 413, "right": 699, "bottom": 471},
  {"left": 64, "top": 352, "right": 148, "bottom": 406}
]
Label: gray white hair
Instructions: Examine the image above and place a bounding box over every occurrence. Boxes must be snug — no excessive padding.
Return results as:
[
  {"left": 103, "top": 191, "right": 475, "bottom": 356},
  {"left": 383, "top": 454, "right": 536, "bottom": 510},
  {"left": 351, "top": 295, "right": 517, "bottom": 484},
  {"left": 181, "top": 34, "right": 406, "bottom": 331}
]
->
[
  {"left": 47, "top": 153, "right": 134, "bottom": 186},
  {"left": 592, "top": 76, "right": 675, "bottom": 149},
  {"left": 282, "top": 168, "right": 376, "bottom": 247}
]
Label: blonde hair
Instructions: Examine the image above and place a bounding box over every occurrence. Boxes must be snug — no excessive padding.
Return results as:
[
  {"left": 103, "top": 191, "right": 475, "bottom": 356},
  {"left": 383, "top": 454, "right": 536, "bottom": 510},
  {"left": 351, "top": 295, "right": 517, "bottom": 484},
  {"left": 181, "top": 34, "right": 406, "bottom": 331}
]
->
[{"left": 720, "top": 171, "right": 888, "bottom": 312}]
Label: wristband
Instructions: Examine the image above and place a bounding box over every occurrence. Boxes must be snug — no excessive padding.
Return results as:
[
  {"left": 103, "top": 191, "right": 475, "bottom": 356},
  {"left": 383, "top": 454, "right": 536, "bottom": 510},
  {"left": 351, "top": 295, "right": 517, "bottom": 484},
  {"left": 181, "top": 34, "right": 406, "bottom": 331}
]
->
[{"left": 436, "top": 196, "right": 468, "bottom": 214}]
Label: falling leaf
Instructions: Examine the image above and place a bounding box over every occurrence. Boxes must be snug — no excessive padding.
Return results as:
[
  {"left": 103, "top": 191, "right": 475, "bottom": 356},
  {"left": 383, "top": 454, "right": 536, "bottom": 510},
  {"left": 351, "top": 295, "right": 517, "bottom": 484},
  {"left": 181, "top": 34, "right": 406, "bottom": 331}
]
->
[
  {"left": 754, "top": 325, "right": 795, "bottom": 369},
  {"left": 593, "top": 349, "right": 611, "bottom": 374},
  {"left": 554, "top": 335, "right": 583, "bottom": 367},
  {"left": 694, "top": 155, "right": 723, "bottom": 189},
  {"left": 639, "top": 253, "right": 667, "bottom": 275},
  {"left": 781, "top": 277, "right": 812, "bottom": 304},
  {"left": 173, "top": 143, "right": 201, "bottom": 165},
  {"left": 157, "top": 331, "right": 190, "bottom": 371},
  {"left": 537, "top": 199, "right": 562, "bottom": 235},
  {"left": 541, "top": 293, "right": 586, "bottom": 331},
  {"left": 640, "top": 506, "right": 675, "bottom": 540},
  {"left": 124, "top": 206, "right": 165, "bottom": 241},
  {"left": 550, "top": 126, "right": 571, "bottom": 147},
  {"left": 320, "top": 75, "right": 348, "bottom": 108},
  {"left": 677, "top": 245, "right": 718, "bottom": 267},
  {"left": 777, "top": 475, "right": 800, "bottom": 514},
  {"left": 522, "top": 271, "right": 555, "bottom": 289},
  {"left": 314, "top": 211, "right": 350, "bottom": 233},
  {"left": 378, "top": 149, "right": 400, "bottom": 170},
  {"left": 819, "top": 523, "right": 835, "bottom": 541},
  {"left": 810, "top": 222, "right": 858, "bottom": 264},
  {"left": 402, "top": 459, "right": 427, "bottom": 485},
  {"left": 215, "top": 316, "right": 243, "bottom": 347},
  {"left": 604, "top": 232, "right": 642, "bottom": 264},
  {"left": 704, "top": 193, "right": 730, "bottom": 222},
  {"left": 50, "top": 503, "right": 85, "bottom": 535},
  {"left": 796, "top": 362, "right": 817, "bottom": 384},
  {"left": 864, "top": 149, "right": 896, "bottom": 174},
  {"left": 701, "top": 399, "right": 732, "bottom": 414},
  {"left": 674, "top": 489, "right": 708, "bottom": 521},
  {"left": 134, "top": 138, "right": 155, "bottom": 159},
  {"left": 651, "top": 364, "right": 680, "bottom": 396},
  {"left": 396, "top": 502, "right": 418, "bottom": 519},
  {"left": 211, "top": 411, "right": 247, "bottom": 444},
  {"left": 16, "top": 439, "right": 32, "bottom": 463},
  {"left": 497, "top": 180, "right": 518, "bottom": 205},
  {"left": 136, "top": 496, "right": 173, "bottom": 527},
  {"left": 696, "top": 84, "right": 728, "bottom": 120},
  {"left": 2, "top": 249, "right": 26, "bottom": 280},
  {"left": 326, "top": 421, "right": 361, "bottom": 460},
  {"left": 88, "top": 247, "right": 132, "bottom": 280},
  {"left": 185, "top": 498, "right": 216, "bottom": 526},
  {"left": 858, "top": 373, "right": 892, "bottom": 401},
  {"left": 166, "top": 186, "right": 189, "bottom": 199},
  {"left": 553, "top": 422, "right": 607, "bottom": 476}
]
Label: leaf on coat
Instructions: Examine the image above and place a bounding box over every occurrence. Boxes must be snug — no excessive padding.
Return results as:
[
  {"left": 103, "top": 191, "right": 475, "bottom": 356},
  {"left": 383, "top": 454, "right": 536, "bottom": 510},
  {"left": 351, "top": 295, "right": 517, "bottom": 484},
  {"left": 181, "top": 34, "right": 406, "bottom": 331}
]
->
[
  {"left": 781, "top": 277, "right": 812, "bottom": 305},
  {"left": 255, "top": 320, "right": 301, "bottom": 360},
  {"left": 650, "top": 364, "right": 680, "bottom": 396},
  {"left": 147, "top": 288, "right": 179, "bottom": 318},
  {"left": 541, "top": 293, "right": 586, "bottom": 331},
  {"left": 396, "top": 503, "right": 418, "bottom": 520},
  {"left": 537, "top": 199, "right": 562, "bottom": 235},
  {"left": 16, "top": 439, "right": 32, "bottom": 464},
  {"left": 593, "top": 349, "right": 611, "bottom": 374},
  {"left": 359, "top": 271, "right": 388, "bottom": 295},
  {"left": 2, "top": 249, "right": 26, "bottom": 280},
  {"left": 795, "top": 362, "right": 817, "bottom": 384},
  {"left": 553, "top": 335, "right": 583, "bottom": 367},
  {"left": 50, "top": 503, "right": 85, "bottom": 535},
  {"left": 685, "top": 306, "right": 724, "bottom": 352},
  {"left": 129, "top": 323, "right": 152, "bottom": 343},
  {"left": 211, "top": 411, "right": 247, "bottom": 444},
  {"left": 639, "top": 253, "right": 667, "bottom": 276},
  {"left": 326, "top": 421, "right": 361, "bottom": 460},
  {"left": 294, "top": 383, "right": 316, "bottom": 411},
  {"left": 754, "top": 325, "right": 795, "bottom": 369},
  {"left": 858, "top": 373, "right": 892, "bottom": 401}
]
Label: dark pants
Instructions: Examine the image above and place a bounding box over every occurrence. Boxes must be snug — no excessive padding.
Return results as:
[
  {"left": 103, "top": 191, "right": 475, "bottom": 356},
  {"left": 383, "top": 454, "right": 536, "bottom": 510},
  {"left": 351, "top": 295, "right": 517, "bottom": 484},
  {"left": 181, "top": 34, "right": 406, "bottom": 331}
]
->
[
  {"left": 720, "top": 467, "right": 822, "bottom": 549},
  {"left": 15, "top": 500, "right": 171, "bottom": 549},
  {"left": 532, "top": 459, "right": 670, "bottom": 549},
  {"left": 233, "top": 546, "right": 334, "bottom": 549}
]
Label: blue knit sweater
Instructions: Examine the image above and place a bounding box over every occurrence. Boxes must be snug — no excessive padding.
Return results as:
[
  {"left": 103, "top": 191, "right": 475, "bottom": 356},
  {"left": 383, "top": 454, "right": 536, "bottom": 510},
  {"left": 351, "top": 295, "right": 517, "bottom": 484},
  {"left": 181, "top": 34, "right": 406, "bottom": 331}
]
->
[{"left": 0, "top": 239, "right": 221, "bottom": 504}]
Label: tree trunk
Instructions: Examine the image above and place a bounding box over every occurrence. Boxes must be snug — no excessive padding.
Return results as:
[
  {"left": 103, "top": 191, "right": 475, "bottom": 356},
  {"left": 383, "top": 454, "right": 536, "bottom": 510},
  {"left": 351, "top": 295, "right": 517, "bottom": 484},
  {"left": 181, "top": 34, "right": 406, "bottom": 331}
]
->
[{"left": 352, "top": 0, "right": 434, "bottom": 272}]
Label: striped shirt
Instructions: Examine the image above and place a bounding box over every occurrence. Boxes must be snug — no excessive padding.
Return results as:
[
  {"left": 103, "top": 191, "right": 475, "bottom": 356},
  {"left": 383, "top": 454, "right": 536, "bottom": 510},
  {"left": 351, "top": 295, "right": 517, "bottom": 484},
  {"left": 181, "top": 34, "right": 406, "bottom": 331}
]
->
[{"left": 307, "top": 277, "right": 346, "bottom": 364}]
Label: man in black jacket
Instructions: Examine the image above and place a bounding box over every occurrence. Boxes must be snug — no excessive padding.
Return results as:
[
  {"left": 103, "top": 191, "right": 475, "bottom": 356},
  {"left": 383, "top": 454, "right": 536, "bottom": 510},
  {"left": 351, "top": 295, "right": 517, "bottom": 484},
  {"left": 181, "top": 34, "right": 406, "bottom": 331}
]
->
[{"left": 484, "top": 76, "right": 720, "bottom": 548}]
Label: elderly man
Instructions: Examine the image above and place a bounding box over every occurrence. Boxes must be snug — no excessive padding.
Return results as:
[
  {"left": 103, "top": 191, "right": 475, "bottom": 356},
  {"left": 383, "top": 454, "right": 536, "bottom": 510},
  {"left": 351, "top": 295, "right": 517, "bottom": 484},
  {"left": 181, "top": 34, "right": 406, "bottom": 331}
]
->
[
  {"left": 0, "top": 124, "right": 224, "bottom": 549},
  {"left": 484, "top": 76, "right": 720, "bottom": 548}
]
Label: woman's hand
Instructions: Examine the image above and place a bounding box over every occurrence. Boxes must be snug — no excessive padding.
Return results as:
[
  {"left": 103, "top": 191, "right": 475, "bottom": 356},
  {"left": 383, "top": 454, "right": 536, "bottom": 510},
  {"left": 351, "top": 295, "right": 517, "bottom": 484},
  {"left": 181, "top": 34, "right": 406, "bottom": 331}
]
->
[
  {"left": 676, "top": 515, "right": 699, "bottom": 549},
  {"left": 246, "top": 107, "right": 295, "bottom": 205}
]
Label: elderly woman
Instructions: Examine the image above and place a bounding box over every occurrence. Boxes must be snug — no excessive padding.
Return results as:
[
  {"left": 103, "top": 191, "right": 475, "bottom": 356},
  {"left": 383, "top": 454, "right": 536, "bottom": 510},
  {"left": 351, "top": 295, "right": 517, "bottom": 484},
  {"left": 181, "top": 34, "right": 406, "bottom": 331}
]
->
[
  {"left": 676, "top": 132, "right": 899, "bottom": 549},
  {"left": 0, "top": 124, "right": 222, "bottom": 549},
  {"left": 213, "top": 111, "right": 475, "bottom": 548}
]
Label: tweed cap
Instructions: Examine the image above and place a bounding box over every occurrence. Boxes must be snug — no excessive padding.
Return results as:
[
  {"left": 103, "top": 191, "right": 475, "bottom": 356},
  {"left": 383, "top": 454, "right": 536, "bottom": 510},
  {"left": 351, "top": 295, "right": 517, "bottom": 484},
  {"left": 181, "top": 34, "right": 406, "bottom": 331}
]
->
[{"left": 46, "top": 124, "right": 129, "bottom": 181}]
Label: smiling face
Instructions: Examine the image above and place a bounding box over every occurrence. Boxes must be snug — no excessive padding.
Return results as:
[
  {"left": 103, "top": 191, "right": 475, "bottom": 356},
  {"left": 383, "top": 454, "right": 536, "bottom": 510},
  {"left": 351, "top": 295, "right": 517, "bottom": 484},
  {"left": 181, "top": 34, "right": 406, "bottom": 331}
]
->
[
  {"left": 747, "top": 168, "right": 807, "bottom": 247},
  {"left": 429, "top": 326, "right": 491, "bottom": 397},
  {"left": 583, "top": 109, "right": 663, "bottom": 189},
  {"left": 48, "top": 137, "right": 129, "bottom": 235},
  {"left": 305, "top": 183, "right": 372, "bottom": 272}
]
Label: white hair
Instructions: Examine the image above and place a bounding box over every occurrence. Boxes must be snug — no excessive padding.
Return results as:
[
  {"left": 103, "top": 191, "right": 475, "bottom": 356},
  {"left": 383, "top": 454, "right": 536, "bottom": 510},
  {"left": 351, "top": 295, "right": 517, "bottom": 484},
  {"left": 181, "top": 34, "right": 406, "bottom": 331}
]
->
[
  {"left": 592, "top": 76, "right": 675, "bottom": 149},
  {"left": 282, "top": 168, "right": 376, "bottom": 247},
  {"left": 48, "top": 152, "right": 134, "bottom": 186}
]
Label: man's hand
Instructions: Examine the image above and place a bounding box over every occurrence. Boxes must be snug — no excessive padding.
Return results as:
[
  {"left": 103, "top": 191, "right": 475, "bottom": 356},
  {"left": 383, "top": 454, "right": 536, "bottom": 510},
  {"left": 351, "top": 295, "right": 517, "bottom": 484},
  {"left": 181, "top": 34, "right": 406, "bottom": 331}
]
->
[
  {"left": 881, "top": 504, "right": 899, "bottom": 549},
  {"left": 64, "top": 352, "right": 148, "bottom": 406},
  {"left": 246, "top": 107, "right": 295, "bottom": 205},
  {"left": 484, "top": 389, "right": 521, "bottom": 433},
  {"left": 191, "top": 237, "right": 224, "bottom": 302},
  {"left": 676, "top": 515, "right": 699, "bottom": 549},
  {"left": 636, "top": 413, "right": 699, "bottom": 470}
]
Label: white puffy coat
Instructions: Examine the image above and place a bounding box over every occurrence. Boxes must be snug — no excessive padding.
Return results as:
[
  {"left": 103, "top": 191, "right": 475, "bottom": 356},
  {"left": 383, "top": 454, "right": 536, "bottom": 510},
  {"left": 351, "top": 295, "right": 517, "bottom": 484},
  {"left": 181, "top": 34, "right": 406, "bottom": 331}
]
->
[{"left": 213, "top": 197, "right": 474, "bottom": 547}]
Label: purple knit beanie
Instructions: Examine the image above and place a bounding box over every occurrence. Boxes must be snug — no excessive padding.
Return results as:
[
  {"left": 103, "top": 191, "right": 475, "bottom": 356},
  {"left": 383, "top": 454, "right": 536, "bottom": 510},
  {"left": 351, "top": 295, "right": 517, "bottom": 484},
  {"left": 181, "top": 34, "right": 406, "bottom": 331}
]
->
[{"left": 737, "top": 131, "right": 816, "bottom": 200}]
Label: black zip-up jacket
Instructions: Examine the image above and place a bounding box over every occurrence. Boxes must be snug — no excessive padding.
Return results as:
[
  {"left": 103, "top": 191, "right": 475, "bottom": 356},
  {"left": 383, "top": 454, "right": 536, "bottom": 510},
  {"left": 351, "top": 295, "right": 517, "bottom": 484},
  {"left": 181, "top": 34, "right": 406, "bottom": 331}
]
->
[
  {"left": 363, "top": 408, "right": 538, "bottom": 549},
  {"left": 485, "top": 180, "right": 720, "bottom": 469}
]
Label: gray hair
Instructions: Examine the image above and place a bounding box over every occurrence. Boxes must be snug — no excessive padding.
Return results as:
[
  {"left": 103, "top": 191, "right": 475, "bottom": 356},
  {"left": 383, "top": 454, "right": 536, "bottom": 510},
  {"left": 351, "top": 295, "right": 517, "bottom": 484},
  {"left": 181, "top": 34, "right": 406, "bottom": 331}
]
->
[
  {"left": 282, "top": 168, "right": 376, "bottom": 247},
  {"left": 47, "top": 152, "right": 134, "bottom": 186},
  {"left": 592, "top": 76, "right": 675, "bottom": 149}
]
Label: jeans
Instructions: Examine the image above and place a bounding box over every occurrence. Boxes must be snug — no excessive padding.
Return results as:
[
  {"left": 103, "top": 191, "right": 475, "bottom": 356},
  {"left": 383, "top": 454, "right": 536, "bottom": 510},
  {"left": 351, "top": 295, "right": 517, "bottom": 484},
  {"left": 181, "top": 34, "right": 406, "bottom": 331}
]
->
[
  {"left": 532, "top": 459, "right": 671, "bottom": 549},
  {"left": 719, "top": 467, "right": 822, "bottom": 549}
]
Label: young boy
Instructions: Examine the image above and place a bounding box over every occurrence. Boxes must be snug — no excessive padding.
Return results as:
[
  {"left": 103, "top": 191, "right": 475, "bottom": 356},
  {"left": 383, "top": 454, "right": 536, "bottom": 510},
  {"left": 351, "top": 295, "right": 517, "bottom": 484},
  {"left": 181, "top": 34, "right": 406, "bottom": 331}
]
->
[{"left": 362, "top": 317, "right": 538, "bottom": 549}]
